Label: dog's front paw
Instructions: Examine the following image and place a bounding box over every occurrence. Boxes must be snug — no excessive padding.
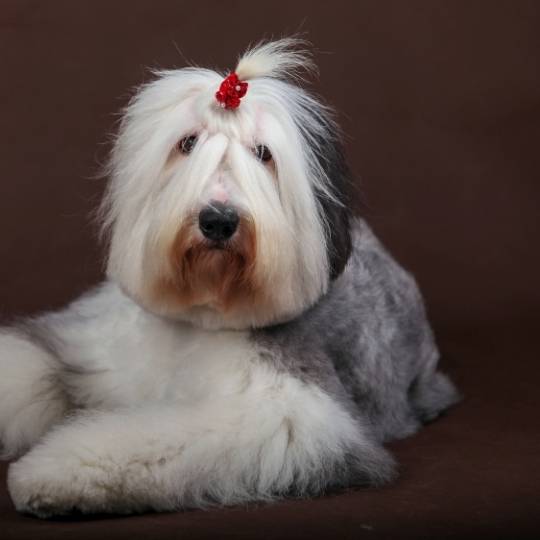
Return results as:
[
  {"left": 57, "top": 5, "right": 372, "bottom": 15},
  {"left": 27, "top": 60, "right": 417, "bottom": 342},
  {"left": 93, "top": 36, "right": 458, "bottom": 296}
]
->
[
  {"left": 8, "top": 463, "right": 73, "bottom": 518},
  {"left": 7, "top": 451, "right": 113, "bottom": 518}
]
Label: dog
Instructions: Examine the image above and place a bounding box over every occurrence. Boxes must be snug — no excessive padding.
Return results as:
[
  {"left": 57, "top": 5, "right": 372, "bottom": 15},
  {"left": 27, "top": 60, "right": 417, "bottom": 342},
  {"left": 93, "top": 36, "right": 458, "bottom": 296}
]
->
[{"left": 0, "top": 38, "right": 459, "bottom": 517}]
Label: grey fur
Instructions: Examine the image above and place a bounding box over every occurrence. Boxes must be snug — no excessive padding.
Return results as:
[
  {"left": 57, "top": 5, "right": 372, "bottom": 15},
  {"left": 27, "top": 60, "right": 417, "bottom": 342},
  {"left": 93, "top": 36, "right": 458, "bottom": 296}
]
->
[{"left": 253, "top": 217, "right": 460, "bottom": 486}]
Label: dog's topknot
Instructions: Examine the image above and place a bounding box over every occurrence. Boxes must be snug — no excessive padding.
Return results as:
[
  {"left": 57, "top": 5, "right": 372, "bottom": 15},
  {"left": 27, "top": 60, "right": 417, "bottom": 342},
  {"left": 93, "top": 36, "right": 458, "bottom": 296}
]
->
[{"left": 235, "top": 37, "right": 317, "bottom": 82}]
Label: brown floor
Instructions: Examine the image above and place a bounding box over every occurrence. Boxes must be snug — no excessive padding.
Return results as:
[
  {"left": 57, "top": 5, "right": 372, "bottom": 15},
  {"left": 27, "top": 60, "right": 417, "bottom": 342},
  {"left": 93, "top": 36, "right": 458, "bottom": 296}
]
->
[{"left": 1, "top": 1, "right": 539, "bottom": 538}]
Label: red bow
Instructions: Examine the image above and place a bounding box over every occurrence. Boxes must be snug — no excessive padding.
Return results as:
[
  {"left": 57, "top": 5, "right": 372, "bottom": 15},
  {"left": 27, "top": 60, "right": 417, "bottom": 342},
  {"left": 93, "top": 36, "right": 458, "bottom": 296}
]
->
[{"left": 215, "top": 72, "right": 248, "bottom": 110}]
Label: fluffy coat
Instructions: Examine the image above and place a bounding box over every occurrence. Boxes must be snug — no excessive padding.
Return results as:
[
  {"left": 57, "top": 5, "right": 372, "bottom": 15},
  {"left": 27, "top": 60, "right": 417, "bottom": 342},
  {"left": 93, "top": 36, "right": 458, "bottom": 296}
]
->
[{"left": 0, "top": 39, "right": 459, "bottom": 517}]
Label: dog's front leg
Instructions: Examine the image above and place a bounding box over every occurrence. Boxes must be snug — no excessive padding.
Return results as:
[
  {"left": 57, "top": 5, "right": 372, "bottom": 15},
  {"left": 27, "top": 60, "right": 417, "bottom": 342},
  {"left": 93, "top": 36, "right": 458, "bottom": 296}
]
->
[{"left": 8, "top": 378, "right": 395, "bottom": 517}]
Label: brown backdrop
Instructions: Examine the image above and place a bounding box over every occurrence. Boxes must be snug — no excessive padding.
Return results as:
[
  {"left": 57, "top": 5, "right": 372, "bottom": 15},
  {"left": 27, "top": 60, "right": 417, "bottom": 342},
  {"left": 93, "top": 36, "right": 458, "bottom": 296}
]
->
[{"left": 1, "top": 1, "right": 539, "bottom": 538}]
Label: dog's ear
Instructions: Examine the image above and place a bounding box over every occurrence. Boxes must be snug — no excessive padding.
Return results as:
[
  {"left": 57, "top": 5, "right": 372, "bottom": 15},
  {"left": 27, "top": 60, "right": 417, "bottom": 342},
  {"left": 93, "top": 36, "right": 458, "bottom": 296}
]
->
[{"left": 312, "top": 124, "right": 353, "bottom": 280}]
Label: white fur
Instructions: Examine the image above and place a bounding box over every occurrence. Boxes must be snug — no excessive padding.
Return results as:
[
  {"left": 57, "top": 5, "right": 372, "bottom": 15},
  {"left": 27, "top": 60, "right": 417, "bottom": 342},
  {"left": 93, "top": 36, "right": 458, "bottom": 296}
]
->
[
  {"left": 5, "top": 283, "right": 369, "bottom": 516},
  {"left": 235, "top": 37, "right": 318, "bottom": 81},
  {"left": 0, "top": 332, "right": 68, "bottom": 457}
]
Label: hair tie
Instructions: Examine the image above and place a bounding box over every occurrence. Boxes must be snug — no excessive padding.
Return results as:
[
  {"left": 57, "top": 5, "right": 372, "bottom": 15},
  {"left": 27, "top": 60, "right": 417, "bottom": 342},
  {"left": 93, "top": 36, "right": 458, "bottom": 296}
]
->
[{"left": 215, "top": 73, "right": 248, "bottom": 110}]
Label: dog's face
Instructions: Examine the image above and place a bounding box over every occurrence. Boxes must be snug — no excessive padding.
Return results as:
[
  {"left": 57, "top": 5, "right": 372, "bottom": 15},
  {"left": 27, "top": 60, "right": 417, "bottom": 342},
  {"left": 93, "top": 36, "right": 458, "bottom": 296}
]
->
[{"left": 102, "top": 40, "right": 351, "bottom": 329}]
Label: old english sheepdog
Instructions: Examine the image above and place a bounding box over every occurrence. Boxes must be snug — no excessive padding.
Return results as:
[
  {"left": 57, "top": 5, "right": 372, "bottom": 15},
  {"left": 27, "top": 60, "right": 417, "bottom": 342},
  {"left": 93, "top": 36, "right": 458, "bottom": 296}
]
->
[{"left": 0, "top": 39, "right": 459, "bottom": 517}]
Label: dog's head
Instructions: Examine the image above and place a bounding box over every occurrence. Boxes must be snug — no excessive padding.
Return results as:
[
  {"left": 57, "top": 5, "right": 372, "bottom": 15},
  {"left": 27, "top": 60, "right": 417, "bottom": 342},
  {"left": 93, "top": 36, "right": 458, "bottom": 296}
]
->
[{"left": 102, "top": 39, "right": 352, "bottom": 329}]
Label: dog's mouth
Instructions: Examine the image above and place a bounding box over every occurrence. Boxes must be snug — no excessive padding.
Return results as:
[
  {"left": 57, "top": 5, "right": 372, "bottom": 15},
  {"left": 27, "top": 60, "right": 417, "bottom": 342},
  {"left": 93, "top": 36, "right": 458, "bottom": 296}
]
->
[
  {"left": 204, "top": 239, "right": 229, "bottom": 251},
  {"left": 154, "top": 216, "right": 258, "bottom": 313}
]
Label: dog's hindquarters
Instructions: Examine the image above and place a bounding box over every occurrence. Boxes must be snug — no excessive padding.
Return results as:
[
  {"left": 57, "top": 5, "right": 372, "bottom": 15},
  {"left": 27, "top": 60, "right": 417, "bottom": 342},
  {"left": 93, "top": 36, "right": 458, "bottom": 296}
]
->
[
  {"left": 337, "top": 220, "right": 461, "bottom": 440},
  {"left": 0, "top": 329, "right": 68, "bottom": 458},
  {"left": 263, "top": 219, "right": 460, "bottom": 444},
  {"left": 408, "top": 359, "right": 461, "bottom": 423}
]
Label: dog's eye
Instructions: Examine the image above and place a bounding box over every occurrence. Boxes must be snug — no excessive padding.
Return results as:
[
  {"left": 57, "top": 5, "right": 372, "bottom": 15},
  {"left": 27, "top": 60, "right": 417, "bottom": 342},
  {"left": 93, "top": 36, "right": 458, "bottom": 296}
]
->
[
  {"left": 254, "top": 144, "right": 272, "bottom": 163},
  {"left": 178, "top": 135, "right": 197, "bottom": 155}
]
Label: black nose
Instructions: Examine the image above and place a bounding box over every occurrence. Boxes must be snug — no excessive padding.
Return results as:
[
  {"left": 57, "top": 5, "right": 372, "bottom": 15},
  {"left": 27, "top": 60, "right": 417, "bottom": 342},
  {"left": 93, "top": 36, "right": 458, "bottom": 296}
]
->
[{"left": 198, "top": 202, "right": 239, "bottom": 242}]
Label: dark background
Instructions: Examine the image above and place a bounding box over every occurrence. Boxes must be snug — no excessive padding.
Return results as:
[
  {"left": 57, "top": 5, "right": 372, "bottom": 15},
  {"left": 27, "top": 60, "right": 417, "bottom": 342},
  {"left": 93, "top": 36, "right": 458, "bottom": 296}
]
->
[{"left": 1, "top": 1, "right": 539, "bottom": 538}]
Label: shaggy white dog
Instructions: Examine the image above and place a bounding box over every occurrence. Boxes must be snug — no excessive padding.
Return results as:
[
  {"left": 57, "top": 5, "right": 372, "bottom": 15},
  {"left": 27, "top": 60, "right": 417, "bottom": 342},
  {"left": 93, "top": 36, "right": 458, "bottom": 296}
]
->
[{"left": 0, "top": 39, "right": 459, "bottom": 517}]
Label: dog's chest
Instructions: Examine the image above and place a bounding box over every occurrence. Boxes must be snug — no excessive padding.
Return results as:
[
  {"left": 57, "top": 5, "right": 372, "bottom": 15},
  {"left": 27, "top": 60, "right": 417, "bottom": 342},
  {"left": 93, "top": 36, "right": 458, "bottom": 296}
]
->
[{"left": 66, "top": 314, "right": 264, "bottom": 409}]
